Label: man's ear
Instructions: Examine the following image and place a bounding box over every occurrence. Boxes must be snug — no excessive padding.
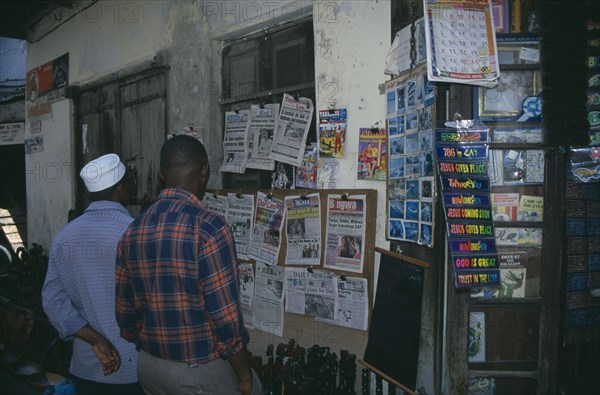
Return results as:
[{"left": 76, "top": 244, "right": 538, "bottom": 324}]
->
[{"left": 201, "top": 162, "right": 210, "bottom": 178}]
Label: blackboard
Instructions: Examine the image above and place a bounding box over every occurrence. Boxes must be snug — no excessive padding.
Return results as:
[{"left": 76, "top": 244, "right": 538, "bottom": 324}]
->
[{"left": 362, "top": 248, "right": 426, "bottom": 393}]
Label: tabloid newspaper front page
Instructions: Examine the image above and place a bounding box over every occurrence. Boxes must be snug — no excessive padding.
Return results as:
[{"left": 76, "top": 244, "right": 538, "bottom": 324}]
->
[
  {"left": 324, "top": 194, "right": 367, "bottom": 273},
  {"left": 202, "top": 193, "right": 228, "bottom": 217},
  {"left": 246, "top": 104, "right": 279, "bottom": 171},
  {"left": 254, "top": 262, "right": 285, "bottom": 337},
  {"left": 269, "top": 93, "right": 314, "bottom": 167},
  {"left": 317, "top": 276, "right": 369, "bottom": 331},
  {"left": 247, "top": 191, "right": 285, "bottom": 266},
  {"left": 284, "top": 268, "right": 338, "bottom": 320},
  {"left": 227, "top": 193, "right": 255, "bottom": 260},
  {"left": 284, "top": 194, "right": 322, "bottom": 266},
  {"left": 238, "top": 263, "right": 255, "bottom": 327},
  {"left": 220, "top": 110, "right": 250, "bottom": 173}
]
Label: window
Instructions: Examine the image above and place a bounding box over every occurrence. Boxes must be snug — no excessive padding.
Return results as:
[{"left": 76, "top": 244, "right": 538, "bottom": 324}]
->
[{"left": 221, "top": 19, "right": 316, "bottom": 189}]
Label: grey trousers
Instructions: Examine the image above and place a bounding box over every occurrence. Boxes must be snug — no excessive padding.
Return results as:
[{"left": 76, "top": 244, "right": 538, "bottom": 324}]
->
[{"left": 137, "top": 349, "right": 264, "bottom": 395}]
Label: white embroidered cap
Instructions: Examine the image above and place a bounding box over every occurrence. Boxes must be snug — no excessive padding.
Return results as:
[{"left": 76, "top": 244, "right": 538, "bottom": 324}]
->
[{"left": 79, "top": 153, "right": 126, "bottom": 192}]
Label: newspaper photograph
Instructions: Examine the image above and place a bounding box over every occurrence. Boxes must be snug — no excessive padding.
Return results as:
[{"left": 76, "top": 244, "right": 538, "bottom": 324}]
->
[
  {"left": 284, "top": 268, "right": 338, "bottom": 320},
  {"left": 284, "top": 194, "right": 322, "bottom": 266},
  {"left": 324, "top": 194, "right": 367, "bottom": 273},
  {"left": 317, "top": 276, "right": 369, "bottom": 331},
  {"left": 238, "top": 263, "right": 255, "bottom": 327},
  {"left": 227, "top": 193, "right": 255, "bottom": 260},
  {"left": 202, "top": 193, "right": 228, "bottom": 217},
  {"left": 247, "top": 191, "right": 285, "bottom": 266},
  {"left": 269, "top": 93, "right": 314, "bottom": 167},
  {"left": 254, "top": 262, "right": 285, "bottom": 337},
  {"left": 220, "top": 110, "right": 250, "bottom": 173},
  {"left": 246, "top": 104, "right": 279, "bottom": 171}
]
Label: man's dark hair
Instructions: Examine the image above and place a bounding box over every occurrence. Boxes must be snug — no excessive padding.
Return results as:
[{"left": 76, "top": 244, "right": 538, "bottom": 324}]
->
[{"left": 160, "top": 135, "right": 208, "bottom": 170}]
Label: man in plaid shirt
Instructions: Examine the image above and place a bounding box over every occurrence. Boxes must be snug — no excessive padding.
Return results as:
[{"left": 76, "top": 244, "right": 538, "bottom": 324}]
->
[{"left": 116, "top": 135, "right": 262, "bottom": 395}]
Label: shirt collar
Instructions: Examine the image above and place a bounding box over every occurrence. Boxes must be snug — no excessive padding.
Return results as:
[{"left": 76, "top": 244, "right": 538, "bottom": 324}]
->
[
  {"left": 157, "top": 188, "right": 205, "bottom": 207},
  {"left": 85, "top": 200, "right": 131, "bottom": 215}
]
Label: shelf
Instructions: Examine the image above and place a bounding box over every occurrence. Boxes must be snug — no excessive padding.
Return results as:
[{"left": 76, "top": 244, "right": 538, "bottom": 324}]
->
[
  {"left": 468, "top": 370, "right": 538, "bottom": 379},
  {"left": 467, "top": 297, "right": 543, "bottom": 305}
]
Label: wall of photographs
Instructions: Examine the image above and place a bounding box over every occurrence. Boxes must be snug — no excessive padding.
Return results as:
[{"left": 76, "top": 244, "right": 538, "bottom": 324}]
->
[{"left": 385, "top": 64, "right": 436, "bottom": 248}]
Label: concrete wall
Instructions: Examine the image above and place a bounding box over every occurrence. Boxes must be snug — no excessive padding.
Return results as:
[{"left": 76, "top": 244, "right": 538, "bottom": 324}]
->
[
  {"left": 25, "top": 0, "right": 174, "bottom": 247},
  {"left": 25, "top": 1, "right": 436, "bottom": 393}
]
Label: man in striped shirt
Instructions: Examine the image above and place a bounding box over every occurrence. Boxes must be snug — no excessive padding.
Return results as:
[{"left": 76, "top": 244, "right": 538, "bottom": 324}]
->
[{"left": 116, "top": 135, "right": 261, "bottom": 395}]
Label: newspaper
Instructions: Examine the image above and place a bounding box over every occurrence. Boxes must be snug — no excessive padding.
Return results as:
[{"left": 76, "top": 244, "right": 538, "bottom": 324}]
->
[
  {"left": 247, "top": 191, "right": 285, "bottom": 266},
  {"left": 202, "top": 193, "right": 228, "bottom": 217},
  {"left": 227, "top": 193, "right": 255, "bottom": 260},
  {"left": 254, "top": 262, "right": 285, "bottom": 337},
  {"left": 317, "top": 276, "right": 369, "bottom": 331},
  {"left": 238, "top": 263, "right": 255, "bottom": 327},
  {"left": 220, "top": 110, "right": 250, "bottom": 173},
  {"left": 269, "top": 93, "right": 314, "bottom": 167},
  {"left": 284, "top": 194, "right": 322, "bottom": 266},
  {"left": 246, "top": 104, "right": 279, "bottom": 171},
  {"left": 324, "top": 194, "right": 367, "bottom": 273},
  {"left": 284, "top": 267, "right": 338, "bottom": 320}
]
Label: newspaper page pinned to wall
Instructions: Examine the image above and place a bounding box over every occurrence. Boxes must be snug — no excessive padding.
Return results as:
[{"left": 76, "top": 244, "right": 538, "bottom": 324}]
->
[
  {"left": 238, "top": 263, "right": 255, "bottom": 327},
  {"left": 202, "top": 193, "right": 228, "bottom": 217},
  {"left": 227, "top": 193, "right": 255, "bottom": 260},
  {"left": 220, "top": 110, "right": 250, "bottom": 173},
  {"left": 317, "top": 276, "right": 369, "bottom": 331},
  {"left": 296, "top": 143, "right": 319, "bottom": 189},
  {"left": 284, "top": 268, "right": 338, "bottom": 320},
  {"left": 246, "top": 104, "right": 279, "bottom": 171},
  {"left": 247, "top": 191, "right": 285, "bottom": 266},
  {"left": 423, "top": 0, "right": 500, "bottom": 87},
  {"left": 254, "top": 262, "right": 285, "bottom": 337},
  {"left": 284, "top": 194, "right": 322, "bottom": 266},
  {"left": 270, "top": 93, "right": 314, "bottom": 167},
  {"left": 324, "top": 194, "right": 367, "bottom": 273}
]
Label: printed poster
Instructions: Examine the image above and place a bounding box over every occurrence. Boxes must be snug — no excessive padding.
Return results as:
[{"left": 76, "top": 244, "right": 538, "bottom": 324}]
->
[
  {"left": 358, "top": 128, "right": 387, "bottom": 181},
  {"left": 468, "top": 311, "right": 486, "bottom": 362},
  {"left": 296, "top": 143, "right": 319, "bottom": 189},
  {"left": 423, "top": 0, "right": 500, "bottom": 86},
  {"left": 386, "top": 67, "right": 436, "bottom": 247},
  {"left": 319, "top": 108, "right": 347, "bottom": 158}
]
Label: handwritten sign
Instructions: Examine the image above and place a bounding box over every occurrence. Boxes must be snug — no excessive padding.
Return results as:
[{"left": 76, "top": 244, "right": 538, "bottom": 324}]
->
[{"left": 449, "top": 238, "right": 497, "bottom": 254}]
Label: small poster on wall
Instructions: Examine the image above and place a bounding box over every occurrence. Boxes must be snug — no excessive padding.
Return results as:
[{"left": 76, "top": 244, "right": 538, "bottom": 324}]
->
[
  {"left": 386, "top": 65, "right": 437, "bottom": 248},
  {"left": 318, "top": 108, "right": 347, "bottom": 158},
  {"left": 357, "top": 127, "right": 387, "bottom": 181},
  {"left": 468, "top": 311, "right": 486, "bottom": 362}
]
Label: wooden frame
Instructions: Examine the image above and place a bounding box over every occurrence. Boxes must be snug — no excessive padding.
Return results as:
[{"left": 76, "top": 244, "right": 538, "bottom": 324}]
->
[{"left": 477, "top": 70, "right": 541, "bottom": 122}]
